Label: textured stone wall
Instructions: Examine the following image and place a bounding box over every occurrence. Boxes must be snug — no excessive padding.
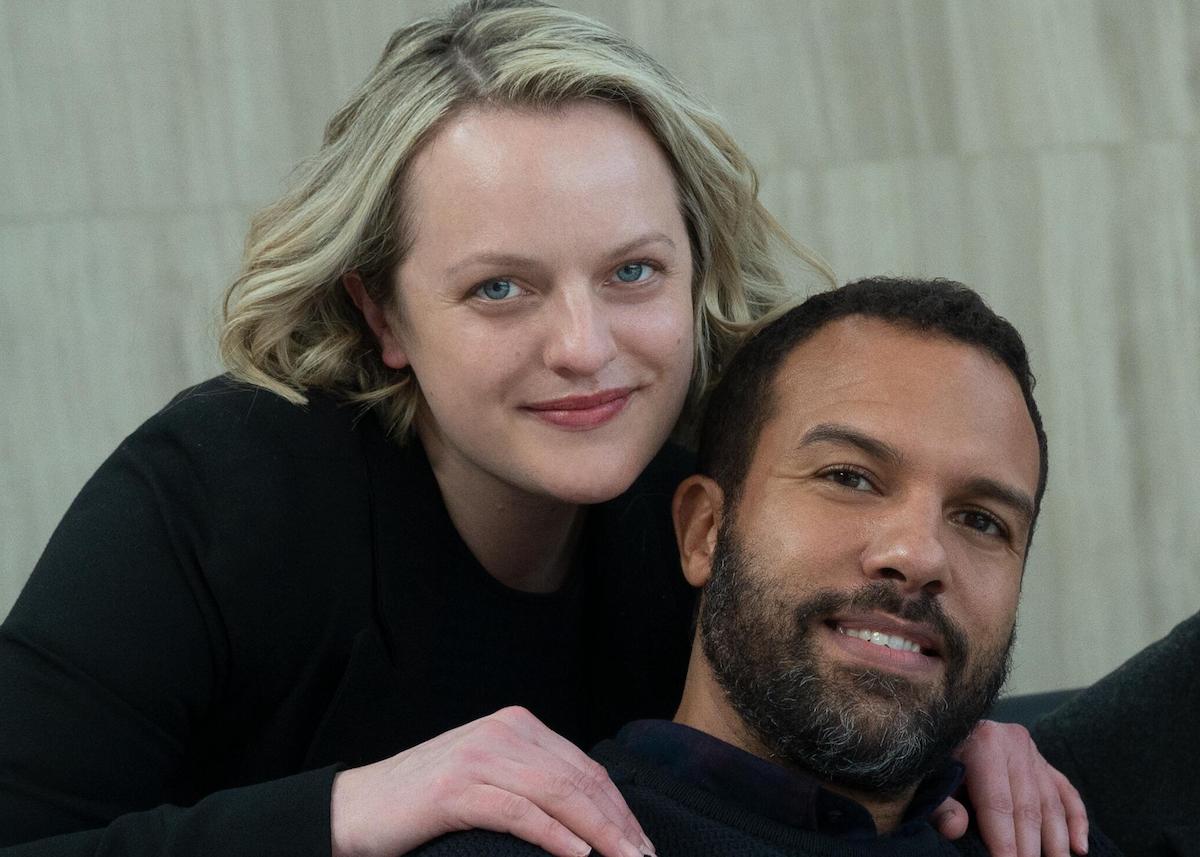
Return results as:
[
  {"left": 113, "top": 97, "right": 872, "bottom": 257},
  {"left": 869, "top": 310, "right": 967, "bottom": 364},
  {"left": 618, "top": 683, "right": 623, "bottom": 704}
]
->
[{"left": 3, "top": 0, "right": 1198, "bottom": 693}]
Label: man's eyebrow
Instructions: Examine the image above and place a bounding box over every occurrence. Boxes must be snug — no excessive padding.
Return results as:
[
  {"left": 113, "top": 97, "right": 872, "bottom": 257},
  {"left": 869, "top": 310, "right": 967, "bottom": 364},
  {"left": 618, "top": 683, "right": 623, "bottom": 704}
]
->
[
  {"left": 798, "top": 423, "right": 903, "bottom": 466},
  {"left": 962, "top": 477, "right": 1036, "bottom": 527},
  {"left": 800, "top": 423, "right": 1037, "bottom": 525}
]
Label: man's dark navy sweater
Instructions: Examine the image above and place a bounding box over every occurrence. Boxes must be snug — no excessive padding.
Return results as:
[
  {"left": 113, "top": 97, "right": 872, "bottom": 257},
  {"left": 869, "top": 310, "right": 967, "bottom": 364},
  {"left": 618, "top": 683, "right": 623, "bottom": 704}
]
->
[{"left": 414, "top": 720, "right": 1123, "bottom": 856}]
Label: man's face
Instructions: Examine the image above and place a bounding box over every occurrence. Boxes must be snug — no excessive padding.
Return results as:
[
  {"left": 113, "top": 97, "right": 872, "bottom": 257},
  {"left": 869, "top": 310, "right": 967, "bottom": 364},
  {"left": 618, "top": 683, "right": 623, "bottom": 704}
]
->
[{"left": 695, "top": 317, "right": 1041, "bottom": 794}]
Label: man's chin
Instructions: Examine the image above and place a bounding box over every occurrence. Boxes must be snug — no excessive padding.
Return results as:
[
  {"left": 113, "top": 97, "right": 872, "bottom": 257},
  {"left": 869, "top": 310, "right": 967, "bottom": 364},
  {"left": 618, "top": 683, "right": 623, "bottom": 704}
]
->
[
  {"left": 746, "top": 665, "right": 962, "bottom": 794},
  {"left": 824, "top": 663, "right": 945, "bottom": 713},
  {"left": 824, "top": 685, "right": 938, "bottom": 750}
]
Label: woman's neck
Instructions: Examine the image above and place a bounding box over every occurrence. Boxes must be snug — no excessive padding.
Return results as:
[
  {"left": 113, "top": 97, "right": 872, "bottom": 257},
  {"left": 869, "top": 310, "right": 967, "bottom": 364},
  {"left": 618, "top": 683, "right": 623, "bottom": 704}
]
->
[{"left": 419, "top": 426, "right": 584, "bottom": 594}]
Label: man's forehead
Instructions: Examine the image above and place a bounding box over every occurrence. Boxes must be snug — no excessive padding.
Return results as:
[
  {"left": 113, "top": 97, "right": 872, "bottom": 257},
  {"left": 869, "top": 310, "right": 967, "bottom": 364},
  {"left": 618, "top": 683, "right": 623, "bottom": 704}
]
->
[
  {"left": 771, "top": 317, "right": 1011, "bottom": 408},
  {"left": 758, "top": 317, "right": 1040, "bottom": 486}
]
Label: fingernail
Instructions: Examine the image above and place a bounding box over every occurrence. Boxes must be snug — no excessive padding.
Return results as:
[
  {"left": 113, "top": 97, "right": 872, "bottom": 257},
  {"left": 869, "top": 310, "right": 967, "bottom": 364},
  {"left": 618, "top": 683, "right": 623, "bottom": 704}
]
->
[
  {"left": 641, "top": 833, "right": 657, "bottom": 856},
  {"left": 620, "top": 840, "right": 646, "bottom": 857}
]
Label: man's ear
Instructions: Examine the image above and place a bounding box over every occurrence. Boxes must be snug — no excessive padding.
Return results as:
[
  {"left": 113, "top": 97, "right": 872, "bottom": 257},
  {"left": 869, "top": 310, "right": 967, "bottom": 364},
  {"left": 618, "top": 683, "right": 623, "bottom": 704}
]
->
[
  {"left": 343, "top": 271, "right": 409, "bottom": 370},
  {"left": 672, "top": 474, "right": 725, "bottom": 589}
]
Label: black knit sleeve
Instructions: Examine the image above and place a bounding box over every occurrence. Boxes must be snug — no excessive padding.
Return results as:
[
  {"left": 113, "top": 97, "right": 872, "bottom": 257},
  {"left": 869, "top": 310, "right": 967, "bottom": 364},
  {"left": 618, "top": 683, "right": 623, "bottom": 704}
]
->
[
  {"left": 0, "top": 769, "right": 338, "bottom": 857},
  {"left": 1033, "top": 612, "right": 1200, "bottom": 857},
  {"left": 0, "top": 381, "right": 359, "bottom": 856}
]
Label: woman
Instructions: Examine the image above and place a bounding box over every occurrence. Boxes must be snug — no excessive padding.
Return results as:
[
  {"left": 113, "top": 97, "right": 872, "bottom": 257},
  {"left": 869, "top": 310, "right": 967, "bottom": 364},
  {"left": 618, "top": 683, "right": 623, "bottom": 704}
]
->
[{"left": 0, "top": 2, "right": 1085, "bottom": 856}]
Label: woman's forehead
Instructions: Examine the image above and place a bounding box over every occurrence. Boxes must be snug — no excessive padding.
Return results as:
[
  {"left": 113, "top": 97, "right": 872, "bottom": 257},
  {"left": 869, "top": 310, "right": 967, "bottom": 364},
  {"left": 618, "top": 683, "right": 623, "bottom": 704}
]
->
[
  {"left": 399, "top": 102, "right": 688, "bottom": 265},
  {"left": 410, "top": 101, "right": 671, "bottom": 191}
]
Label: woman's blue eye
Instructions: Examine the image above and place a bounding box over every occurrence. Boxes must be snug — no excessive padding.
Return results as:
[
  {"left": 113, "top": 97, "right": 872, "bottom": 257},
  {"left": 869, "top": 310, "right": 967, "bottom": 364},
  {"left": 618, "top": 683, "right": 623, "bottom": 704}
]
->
[
  {"left": 615, "top": 262, "right": 651, "bottom": 283},
  {"left": 477, "top": 279, "right": 515, "bottom": 300}
]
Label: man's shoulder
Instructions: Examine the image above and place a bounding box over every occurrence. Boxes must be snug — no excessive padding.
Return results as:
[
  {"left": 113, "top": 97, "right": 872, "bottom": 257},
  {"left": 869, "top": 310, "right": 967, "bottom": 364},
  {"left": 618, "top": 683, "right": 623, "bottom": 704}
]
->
[{"left": 410, "top": 829, "right": 546, "bottom": 856}]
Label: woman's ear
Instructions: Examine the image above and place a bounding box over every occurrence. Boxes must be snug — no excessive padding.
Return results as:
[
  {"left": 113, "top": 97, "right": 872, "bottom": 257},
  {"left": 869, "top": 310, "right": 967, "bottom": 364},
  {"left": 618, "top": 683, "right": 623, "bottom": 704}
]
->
[
  {"left": 672, "top": 474, "right": 725, "bottom": 589},
  {"left": 343, "top": 271, "right": 409, "bottom": 370}
]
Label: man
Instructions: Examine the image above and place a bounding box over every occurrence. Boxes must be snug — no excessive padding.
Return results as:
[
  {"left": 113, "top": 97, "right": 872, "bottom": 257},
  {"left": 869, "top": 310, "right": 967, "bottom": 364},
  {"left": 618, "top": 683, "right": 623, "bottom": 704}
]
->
[{"left": 414, "top": 277, "right": 1119, "bottom": 856}]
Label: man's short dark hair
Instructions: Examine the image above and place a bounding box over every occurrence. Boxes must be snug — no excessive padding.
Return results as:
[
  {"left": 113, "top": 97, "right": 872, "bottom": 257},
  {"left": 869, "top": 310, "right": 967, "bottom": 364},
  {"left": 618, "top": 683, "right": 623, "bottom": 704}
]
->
[{"left": 698, "top": 276, "right": 1048, "bottom": 529}]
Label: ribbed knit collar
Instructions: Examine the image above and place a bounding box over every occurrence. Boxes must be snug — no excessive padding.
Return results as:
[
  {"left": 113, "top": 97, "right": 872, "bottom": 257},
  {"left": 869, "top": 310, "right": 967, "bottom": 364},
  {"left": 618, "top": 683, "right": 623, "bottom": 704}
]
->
[{"left": 614, "top": 719, "right": 964, "bottom": 839}]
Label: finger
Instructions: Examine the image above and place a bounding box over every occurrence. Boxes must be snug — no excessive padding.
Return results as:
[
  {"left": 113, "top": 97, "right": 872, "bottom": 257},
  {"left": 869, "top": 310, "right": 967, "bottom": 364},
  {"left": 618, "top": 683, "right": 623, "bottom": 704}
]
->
[
  {"left": 458, "top": 783, "right": 593, "bottom": 857},
  {"left": 481, "top": 750, "right": 650, "bottom": 857},
  {"left": 461, "top": 711, "right": 651, "bottom": 856},
  {"left": 536, "top": 740, "right": 648, "bottom": 849},
  {"left": 1052, "top": 768, "right": 1089, "bottom": 854},
  {"left": 495, "top": 708, "right": 654, "bottom": 853},
  {"left": 932, "top": 796, "right": 969, "bottom": 840},
  {"left": 961, "top": 720, "right": 1056, "bottom": 857},
  {"left": 1009, "top": 750, "right": 1043, "bottom": 857},
  {"left": 1037, "top": 773, "right": 1071, "bottom": 857},
  {"left": 962, "top": 746, "right": 1019, "bottom": 857}
]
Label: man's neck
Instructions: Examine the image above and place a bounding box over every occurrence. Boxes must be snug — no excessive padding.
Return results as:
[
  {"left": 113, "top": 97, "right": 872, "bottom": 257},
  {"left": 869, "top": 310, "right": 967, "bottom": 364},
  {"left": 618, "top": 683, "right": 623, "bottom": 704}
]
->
[
  {"left": 817, "top": 782, "right": 916, "bottom": 835},
  {"left": 674, "top": 642, "right": 919, "bottom": 834}
]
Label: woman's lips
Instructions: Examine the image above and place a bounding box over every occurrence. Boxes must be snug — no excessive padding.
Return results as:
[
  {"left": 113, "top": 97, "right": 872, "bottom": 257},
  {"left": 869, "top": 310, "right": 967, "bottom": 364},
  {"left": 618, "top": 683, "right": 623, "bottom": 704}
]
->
[{"left": 524, "top": 388, "right": 634, "bottom": 430}]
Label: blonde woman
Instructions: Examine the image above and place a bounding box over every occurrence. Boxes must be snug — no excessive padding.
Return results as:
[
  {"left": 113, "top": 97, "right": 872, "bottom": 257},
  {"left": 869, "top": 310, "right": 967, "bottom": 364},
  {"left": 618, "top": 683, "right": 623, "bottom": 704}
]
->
[{"left": 0, "top": 2, "right": 1085, "bottom": 856}]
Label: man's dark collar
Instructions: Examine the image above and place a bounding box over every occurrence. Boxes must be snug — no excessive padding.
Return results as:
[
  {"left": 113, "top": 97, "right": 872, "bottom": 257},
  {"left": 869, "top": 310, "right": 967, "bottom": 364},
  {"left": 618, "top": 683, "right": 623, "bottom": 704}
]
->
[{"left": 614, "top": 719, "right": 964, "bottom": 839}]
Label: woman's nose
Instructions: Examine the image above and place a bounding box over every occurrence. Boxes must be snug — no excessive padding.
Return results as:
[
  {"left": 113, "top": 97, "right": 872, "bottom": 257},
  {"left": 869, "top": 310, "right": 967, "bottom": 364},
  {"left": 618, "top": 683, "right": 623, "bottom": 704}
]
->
[{"left": 542, "top": 285, "right": 618, "bottom": 377}]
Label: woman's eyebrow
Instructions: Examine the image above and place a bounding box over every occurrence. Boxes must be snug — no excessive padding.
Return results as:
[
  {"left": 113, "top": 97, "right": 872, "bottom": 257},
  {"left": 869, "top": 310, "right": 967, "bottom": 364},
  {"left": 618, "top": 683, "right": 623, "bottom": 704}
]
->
[
  {"left": 606, "top": 232, "right": 677, "bottom": 259},
  {"left": 443, "top": 232, "right": 678, "bottom": 280},
  {"left": 444, "top": 252, "right": 543, "bottom": 279}
]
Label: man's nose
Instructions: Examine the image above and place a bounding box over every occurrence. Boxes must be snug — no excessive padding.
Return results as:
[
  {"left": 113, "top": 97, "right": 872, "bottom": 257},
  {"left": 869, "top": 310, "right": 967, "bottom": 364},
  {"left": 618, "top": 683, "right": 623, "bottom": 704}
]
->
[
  {"left": 542, "top": 284, "right": 618, "bottom": 376},
  {"left": 860, "top": 498, "right": 950, "bottom": 596}
]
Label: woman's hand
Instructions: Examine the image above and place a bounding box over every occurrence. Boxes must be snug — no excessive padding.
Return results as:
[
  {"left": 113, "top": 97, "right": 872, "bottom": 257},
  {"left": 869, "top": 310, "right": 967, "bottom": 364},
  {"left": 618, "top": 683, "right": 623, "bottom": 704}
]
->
[
  {"left": 330, "top": 706, "right": 654, "bottom": 857},
  {"left": 932, "top": 719, "right": 1088, "bottom": 856}
]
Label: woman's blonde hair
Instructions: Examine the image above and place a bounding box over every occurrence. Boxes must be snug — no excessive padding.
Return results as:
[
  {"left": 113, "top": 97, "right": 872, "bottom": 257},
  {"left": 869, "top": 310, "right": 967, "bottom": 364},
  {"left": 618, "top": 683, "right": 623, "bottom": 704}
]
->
[{"left": 220, "top": 0, "right": 834, "bottom": 439}]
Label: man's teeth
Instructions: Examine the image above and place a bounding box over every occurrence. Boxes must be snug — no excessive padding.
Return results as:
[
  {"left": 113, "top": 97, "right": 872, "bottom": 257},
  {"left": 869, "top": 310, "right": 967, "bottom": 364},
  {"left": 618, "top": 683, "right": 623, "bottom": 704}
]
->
[{"left": 837, "top": 626, "right": 922, "bottom": 653}]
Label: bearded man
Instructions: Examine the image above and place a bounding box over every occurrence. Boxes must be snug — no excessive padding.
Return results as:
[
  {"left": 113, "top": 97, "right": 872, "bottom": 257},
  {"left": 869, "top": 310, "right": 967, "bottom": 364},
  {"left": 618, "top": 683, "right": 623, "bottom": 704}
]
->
[{"left": 414, "top": 277, "right": 1120, "bottom": 856}]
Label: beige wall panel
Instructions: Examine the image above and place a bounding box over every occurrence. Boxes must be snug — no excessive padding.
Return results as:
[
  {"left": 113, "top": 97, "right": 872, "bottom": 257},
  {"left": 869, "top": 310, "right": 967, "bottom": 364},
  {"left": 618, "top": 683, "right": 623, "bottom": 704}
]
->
[{"left": 3, "top": 0, "right": 1199, "bottom": 700}]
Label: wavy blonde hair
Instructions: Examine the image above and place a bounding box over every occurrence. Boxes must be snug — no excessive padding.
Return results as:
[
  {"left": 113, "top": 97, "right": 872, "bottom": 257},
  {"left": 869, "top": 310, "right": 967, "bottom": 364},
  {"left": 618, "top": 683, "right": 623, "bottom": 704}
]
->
[{"left": 220, "top": 0, "right": 834, "bottom": 439}]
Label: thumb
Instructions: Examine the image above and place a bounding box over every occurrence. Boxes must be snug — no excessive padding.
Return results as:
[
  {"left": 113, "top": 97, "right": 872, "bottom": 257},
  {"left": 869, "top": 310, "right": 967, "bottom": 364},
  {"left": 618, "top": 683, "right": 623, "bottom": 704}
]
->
[{"left": 932, "top": 796, "right": 970, "bottom": 840}]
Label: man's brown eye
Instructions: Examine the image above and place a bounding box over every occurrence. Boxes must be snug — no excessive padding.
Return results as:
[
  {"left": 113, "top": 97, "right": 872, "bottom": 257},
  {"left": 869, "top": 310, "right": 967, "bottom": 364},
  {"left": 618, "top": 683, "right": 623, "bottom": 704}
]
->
[
  {"left": 826, "top": 469, "right": 871, "bottom": 491},
  {"left": 962, "top": 511, "right": 1003, "bottom": 536}
]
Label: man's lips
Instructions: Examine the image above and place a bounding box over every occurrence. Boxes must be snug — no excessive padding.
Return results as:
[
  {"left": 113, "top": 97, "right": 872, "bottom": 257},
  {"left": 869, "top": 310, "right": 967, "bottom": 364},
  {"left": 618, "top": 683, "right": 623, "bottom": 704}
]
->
[
  {"left": 826, "top": 613, "right": 942, "bottom": 656},
  {"left": 819, "top": 612, "right": 945, "bottom": 674},
  {"left": 523, "top": 388, "right": 635, "bottom": 429}
]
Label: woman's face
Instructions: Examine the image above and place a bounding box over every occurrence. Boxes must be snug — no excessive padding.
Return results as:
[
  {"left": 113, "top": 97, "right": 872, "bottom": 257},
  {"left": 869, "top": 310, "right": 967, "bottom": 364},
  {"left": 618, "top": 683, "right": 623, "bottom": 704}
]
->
[{"left": 373, "top": 101, "right": 695, "bottom": 505}]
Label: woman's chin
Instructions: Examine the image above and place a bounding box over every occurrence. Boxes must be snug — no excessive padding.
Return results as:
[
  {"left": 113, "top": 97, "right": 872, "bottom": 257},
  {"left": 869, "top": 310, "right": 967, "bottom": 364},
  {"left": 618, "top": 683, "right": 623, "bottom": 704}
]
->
[{"left": 534, "top": 462, "right": 647, "bottom": 506}]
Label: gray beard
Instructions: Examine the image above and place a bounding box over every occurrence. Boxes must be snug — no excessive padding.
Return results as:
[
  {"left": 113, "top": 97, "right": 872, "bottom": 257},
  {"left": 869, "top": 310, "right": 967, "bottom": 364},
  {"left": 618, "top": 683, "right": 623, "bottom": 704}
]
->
[{"left": 699, "top": 519, "right": 1013, "bottom": 797}]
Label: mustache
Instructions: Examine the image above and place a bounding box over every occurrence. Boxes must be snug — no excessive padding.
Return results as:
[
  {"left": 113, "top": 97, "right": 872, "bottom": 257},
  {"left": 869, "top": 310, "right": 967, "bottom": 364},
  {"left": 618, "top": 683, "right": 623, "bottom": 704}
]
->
[{"left": 792, "top": 581, "right": 969, "bottom": 666}]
